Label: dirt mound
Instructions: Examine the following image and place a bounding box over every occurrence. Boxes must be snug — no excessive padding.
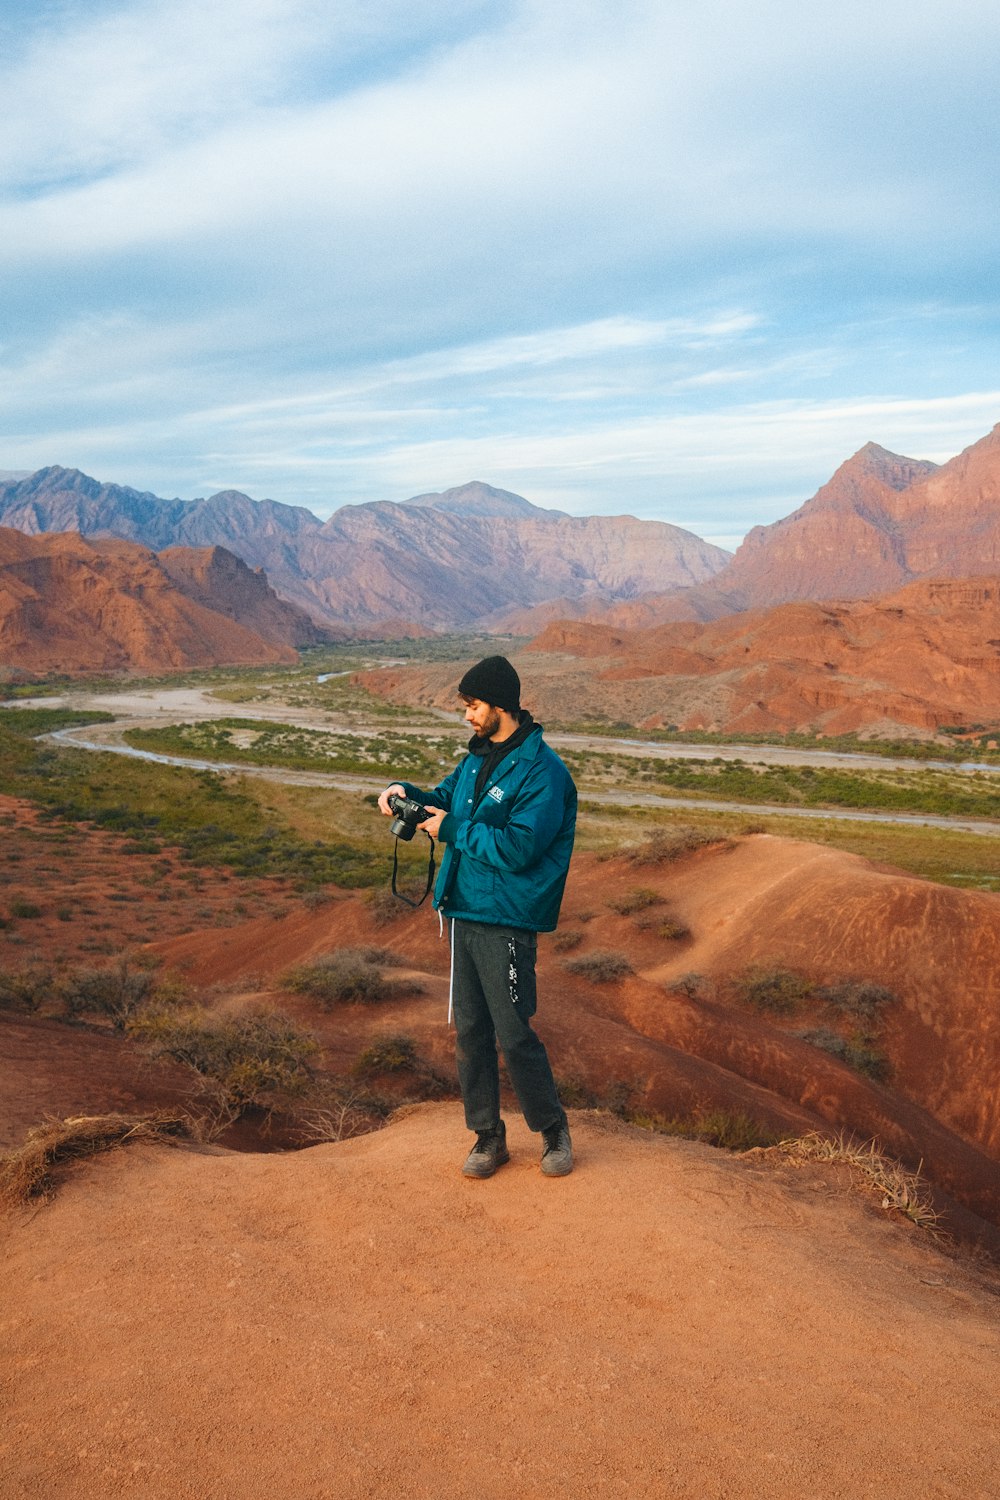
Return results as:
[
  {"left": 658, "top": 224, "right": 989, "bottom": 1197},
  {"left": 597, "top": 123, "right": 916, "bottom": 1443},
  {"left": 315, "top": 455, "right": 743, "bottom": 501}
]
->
[
  {"left": 146, "top": 837, "right": 1000, "bottom": 1251},
  {"left": 1, "top": 1104, "right": 998, "bottom": 1500}
]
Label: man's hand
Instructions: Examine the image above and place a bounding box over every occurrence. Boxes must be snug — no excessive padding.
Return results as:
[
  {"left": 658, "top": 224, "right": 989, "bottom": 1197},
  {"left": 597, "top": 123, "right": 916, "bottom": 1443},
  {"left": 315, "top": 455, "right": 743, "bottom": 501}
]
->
[
  {"left": 418, "top": 806, "right": 448, "bottom": 840},
  {"left": 378, "top": 784, "right": 405, "bottom": 816}
]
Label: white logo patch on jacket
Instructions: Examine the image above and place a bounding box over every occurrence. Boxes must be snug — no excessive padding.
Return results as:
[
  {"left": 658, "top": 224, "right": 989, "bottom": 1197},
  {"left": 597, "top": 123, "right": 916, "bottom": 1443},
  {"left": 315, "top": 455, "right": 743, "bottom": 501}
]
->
[{"left": 487, "top": 785, "right": 505, "bottom": 802}]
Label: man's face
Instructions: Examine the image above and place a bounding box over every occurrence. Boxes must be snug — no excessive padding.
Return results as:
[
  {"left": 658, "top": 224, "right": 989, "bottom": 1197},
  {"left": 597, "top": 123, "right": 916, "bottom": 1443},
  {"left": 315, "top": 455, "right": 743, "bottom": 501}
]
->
[{"left": 462, "top": 697, "right": 502, "bottom": 740}]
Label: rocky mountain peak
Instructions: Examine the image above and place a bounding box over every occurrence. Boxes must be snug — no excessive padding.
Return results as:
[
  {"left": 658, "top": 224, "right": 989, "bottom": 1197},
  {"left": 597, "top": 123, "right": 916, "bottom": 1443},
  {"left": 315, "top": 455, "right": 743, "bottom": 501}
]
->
[{"left": 400, "top": 481, "right": 560, "bottom": 518}]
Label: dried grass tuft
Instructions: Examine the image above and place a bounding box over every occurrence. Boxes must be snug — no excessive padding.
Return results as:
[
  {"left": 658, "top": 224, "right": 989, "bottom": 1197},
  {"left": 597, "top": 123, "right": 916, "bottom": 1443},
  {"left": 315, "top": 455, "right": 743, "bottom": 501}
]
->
[
  {"left": 0, "top": 1113, "right": 189, "bottom": 1207},
  {"left": 769, "top": 1131, "right": 943, "bottom": 1234}
]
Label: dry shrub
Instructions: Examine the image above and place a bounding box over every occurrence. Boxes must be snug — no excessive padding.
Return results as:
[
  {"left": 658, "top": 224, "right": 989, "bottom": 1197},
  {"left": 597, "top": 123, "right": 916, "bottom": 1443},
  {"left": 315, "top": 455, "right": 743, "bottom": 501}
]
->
[
  {"left": 772, "top": 1131, "right": 942, "bottom": 1234},
  {"left": 284, "top": 948, "right": 419, "bottom": 1007},
  {"left": 629, "top": 1108, "right": 779, "bottom": 1152},
  {"left": 0, "top": 963, "right": 55, "bottom": 1013},
  {"left": 634, "top": 912, "right": 691, "bottom": 940},
  {"left": 367, "top": 887, "right": 408, "bottom": 926},
  {"left": 740, "top": 967, "right": 811, "bottom": 1014},
  {"left": 0, "top": 1113, "right": 189, "bottom": 1206},
  {"left": 815, "top": 979, "right": 898, "bottom": 1022},
  {"left": 607, "top": 886, "right": 662, "bottom": 916},
  {"left": 797, "top": 1027, "right": 891, "bottom": 1081},
  {"left": 353, "top": 1034, "right": 420, "bottom": 1075},
  {"left": 563, "top": 951, "right": 634, "bottom": 983},
  {"left": 552, "top": 928, "right": 583, "bottom": 952},
  {"left": 128, "top": 1006, "right": 319, "bottom": 1127},
  {"left": 629, "top": 827, "right": 733, "bottom": 865},
  {"left": 657, "top": 918, "right": 691, "bottom": 940},
  {"left": 60, "top": 960, "right": 160, "bottom": 1030},
  {"left": 296, "top": 1092, "right": 387, "bottom": 1144}
]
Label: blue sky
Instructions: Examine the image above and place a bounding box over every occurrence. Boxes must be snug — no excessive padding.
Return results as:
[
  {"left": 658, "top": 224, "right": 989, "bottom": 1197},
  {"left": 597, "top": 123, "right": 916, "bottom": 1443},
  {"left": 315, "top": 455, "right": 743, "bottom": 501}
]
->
[{"left": 2, "top": 0, "right": 999, "bottom": 546}]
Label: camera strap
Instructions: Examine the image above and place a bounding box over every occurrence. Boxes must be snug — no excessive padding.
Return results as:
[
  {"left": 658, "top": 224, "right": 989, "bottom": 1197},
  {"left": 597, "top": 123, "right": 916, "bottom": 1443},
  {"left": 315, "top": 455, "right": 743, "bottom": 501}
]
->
[{"left": 391, "top": 832, "right": 437, "bottom": 908}]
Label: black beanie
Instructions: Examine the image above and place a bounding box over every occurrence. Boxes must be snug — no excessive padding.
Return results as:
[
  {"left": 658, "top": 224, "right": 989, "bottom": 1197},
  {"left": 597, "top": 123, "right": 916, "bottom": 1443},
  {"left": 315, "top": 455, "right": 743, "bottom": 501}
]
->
[{"left": 457, "top": 655, "right": 521, "bottom": 712}]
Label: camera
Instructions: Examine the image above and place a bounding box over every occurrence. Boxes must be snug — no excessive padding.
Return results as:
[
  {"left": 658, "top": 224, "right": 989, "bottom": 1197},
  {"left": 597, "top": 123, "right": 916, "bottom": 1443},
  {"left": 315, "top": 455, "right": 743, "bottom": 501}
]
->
[{"left": 387, "top": 791, "right": 427, "bottom": 841}]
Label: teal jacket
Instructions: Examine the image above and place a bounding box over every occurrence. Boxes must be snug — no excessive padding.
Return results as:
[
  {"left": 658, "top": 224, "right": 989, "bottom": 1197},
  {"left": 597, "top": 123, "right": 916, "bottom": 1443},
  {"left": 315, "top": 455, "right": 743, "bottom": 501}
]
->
[{"left": 399, "top": 725, "right": 576, "bottom": 932}]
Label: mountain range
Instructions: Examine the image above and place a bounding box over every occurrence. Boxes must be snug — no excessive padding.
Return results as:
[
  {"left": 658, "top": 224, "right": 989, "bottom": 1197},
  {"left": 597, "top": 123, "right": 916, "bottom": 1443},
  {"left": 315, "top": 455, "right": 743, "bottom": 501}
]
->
[{"left": 0, "top": 473, "right": 730, "bottom": 633}]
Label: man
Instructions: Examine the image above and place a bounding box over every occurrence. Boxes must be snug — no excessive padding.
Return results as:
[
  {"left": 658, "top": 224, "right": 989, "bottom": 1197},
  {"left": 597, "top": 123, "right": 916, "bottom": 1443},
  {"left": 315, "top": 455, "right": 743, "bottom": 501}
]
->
[{"left": 378, "top": 655, "right": 577, "bottom": 1179}]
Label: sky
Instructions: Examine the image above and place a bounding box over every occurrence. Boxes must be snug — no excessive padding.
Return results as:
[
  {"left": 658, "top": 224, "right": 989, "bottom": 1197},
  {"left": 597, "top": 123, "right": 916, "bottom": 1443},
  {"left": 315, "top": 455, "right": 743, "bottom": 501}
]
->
[{"left": 2, "top": 0, "right": 1000, "bottom": 548}]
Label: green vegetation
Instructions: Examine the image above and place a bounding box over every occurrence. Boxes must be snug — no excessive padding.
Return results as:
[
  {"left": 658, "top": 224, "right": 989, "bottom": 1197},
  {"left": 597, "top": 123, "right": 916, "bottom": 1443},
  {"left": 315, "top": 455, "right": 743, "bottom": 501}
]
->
[
  {"left": 796, "top": 1027, "right": 890, "bottom": 1081},
  {"left": 564, "top": 745, "right": 1000, "bottom": 820},
  {"left": 124, "top": 717, "right": 463, "bottom": 782},
  {"left": 0, "top": 719, "right": 385, "bottom": 889},
  {"left": 733, "top": 967, "right": 897, "bottom": 1082},
  {"left": 607, "top": 886, "right": 662, "bottom": 915},
  {"left": 0, "top": 707, "right": 115, "bottom": 735},
  {"left": 353, "top": 1034, "right": 421, "bottom": 1075},
  {"left": 628, "top": 1107, "right": 781, "bottom": 1152},
  {"left": 563, "top": 950, "right": 634, "bottom": 982},
  {"left": 284, "top": 947, "right": 423, "bottom": 1007},
  {"left": 741, "top": 968, "right": 813, "bottom": 1015}
]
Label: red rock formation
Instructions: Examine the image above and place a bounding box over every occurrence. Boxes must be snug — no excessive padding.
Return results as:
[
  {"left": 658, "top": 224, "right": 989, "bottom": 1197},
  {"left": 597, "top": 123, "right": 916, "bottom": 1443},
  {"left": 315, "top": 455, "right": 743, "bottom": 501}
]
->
[
  {"left": 158, "top": 544, "right": 329, "bottom": 648},
  {"left": 521, "top": 575, "right": 1000, "bottom": 736},
  {"left": 0, "top": 528, "right": 305, "bottom": 673}
]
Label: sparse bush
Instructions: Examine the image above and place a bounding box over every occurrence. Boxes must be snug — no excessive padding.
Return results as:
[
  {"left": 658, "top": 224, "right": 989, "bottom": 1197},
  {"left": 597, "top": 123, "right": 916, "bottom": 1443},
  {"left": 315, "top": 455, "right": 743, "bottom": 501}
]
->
[
  {"left": 740, "top": 967, "right": 811, "bottom": 1014},
  {"left": 607, "top": 886, "right": 662, "bottom": 916},
  {"left": 60, "top": 961, "right": 159, "bottom": 1030},
  {"left": 552, "top": 928, "right": 583, "bottom": 952},
  {"left": 353, "top": 1034, "right": 420, "bottom": 1075},
  {"left": 367, "top": 887, "right": 408, "bottom": 926},
  {"left": 284, "top": 947, "right": 419, "bottom": 1007},
  {"left": 296, "top": 1088, "right": 391, "bottom": 1144},
  {"left": 0, "top": 1113, "right": 189, "bottom": 1205},
  {"left": 815, "top": 980, "right": 898, "bottom": 1022},
  {"left": 629, "top": 827, "right": 732, "bottom": 865},
  {"left": 799, "top": 1023, "right": 893, "bottom": 1078},
  {"left": 0, "top": 964, "right": 56, "bottom": 1013},
  {"left": 8, "top": 900, "right": 42, "bottom": 919},
  {"left": 672, "top": 972, "right": 706, "bottom": 1000},
  {"left": 128, "top": 1006, "right": 319, "bottom": 1123},
  {"left": 563, "top": 951, "right": 633, "bottom": 983},
  {"left": 301, "top": 887, "right": 334, "bottom": 912},
  {"left": 657, "top": 919, "right": 691, "bottom": 940}
]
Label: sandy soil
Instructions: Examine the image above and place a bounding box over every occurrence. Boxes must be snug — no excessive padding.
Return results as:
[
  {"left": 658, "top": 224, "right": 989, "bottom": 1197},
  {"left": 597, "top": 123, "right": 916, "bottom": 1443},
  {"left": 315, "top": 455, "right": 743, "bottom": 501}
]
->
[{"left": 1, "top": 1103, "right": 999, "bottom": 1500}]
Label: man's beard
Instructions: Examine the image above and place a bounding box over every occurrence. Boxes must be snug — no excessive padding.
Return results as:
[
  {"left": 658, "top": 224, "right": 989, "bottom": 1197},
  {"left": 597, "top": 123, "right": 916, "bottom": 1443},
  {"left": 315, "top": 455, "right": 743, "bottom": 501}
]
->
[{"left": 477, "top": 707, "right": 502, "bottom": 740}]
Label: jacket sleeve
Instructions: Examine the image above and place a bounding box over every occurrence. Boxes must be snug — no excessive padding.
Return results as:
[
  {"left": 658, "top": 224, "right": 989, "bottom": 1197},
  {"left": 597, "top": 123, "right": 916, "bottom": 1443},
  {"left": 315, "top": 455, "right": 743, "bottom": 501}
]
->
[
  {"left": 441, "top": 760, "right": 567, "bottom": 872},
  {"left": 398, "top": 760, "right": 466, "bottom": 812}
]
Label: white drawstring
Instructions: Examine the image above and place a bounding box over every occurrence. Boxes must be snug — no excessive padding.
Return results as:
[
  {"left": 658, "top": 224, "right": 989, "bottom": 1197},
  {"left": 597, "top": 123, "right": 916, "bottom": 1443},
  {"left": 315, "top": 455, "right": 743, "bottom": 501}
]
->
[{"left": 446, "top": 917, "right": 455, "bottom": 1027}]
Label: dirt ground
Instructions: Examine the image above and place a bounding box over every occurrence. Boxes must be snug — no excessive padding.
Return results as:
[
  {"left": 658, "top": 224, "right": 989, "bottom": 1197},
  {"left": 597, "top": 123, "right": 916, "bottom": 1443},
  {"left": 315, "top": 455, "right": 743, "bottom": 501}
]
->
[{"left": 1, "top": 1103, "right": 999, "bottom": 1500}]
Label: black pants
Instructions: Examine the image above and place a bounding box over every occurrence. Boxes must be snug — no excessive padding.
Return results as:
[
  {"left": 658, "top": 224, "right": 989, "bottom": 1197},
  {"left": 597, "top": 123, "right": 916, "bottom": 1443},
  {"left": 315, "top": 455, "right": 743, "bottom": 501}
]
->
[{"left": 451, "top": 918, "right": 564, "bottom": 1134}]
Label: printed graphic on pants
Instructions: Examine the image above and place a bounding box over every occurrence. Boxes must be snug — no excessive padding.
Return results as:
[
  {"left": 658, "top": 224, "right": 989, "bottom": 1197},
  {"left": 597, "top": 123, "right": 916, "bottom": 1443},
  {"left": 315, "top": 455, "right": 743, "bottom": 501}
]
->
[{"left": 507, "top": 938, "right": 520, "bottom": 1005}]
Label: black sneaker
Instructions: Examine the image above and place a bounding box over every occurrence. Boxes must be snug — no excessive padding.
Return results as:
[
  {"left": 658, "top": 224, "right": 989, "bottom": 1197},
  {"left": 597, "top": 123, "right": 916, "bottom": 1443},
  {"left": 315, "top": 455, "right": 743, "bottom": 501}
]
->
[
  {"left": 462, "top": 1120, "right": 510, "bottom": 1178},
  {"left": 540, "top": 1118, "right": 573, "bottom": 1177}
]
